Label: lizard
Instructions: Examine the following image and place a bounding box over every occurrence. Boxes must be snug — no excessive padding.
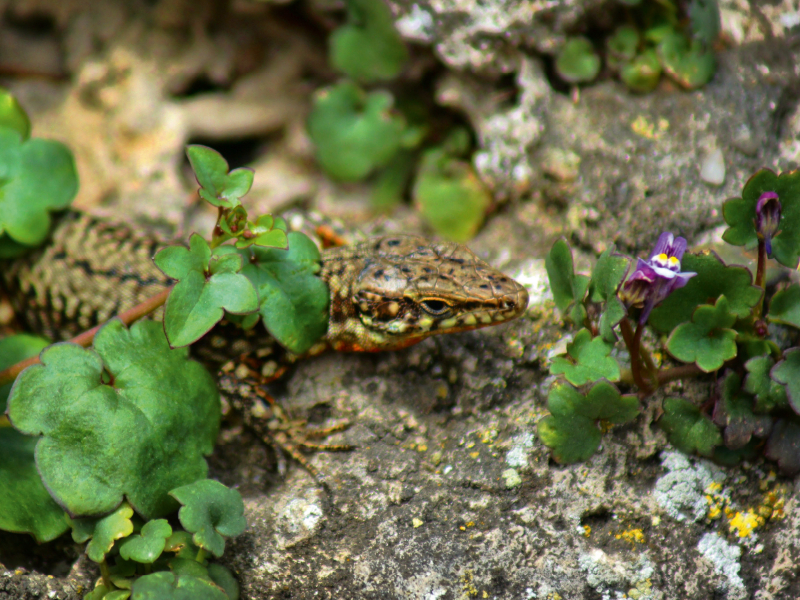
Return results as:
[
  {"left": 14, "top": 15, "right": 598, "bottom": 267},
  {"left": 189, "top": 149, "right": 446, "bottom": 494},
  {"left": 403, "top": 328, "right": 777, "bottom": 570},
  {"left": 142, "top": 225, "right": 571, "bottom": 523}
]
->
[
  {"left": 1, "top": 209, "right": 530, "bottom": 354},
  {"left": 1, "top": 209, "right": 529, "bottom": 477}
]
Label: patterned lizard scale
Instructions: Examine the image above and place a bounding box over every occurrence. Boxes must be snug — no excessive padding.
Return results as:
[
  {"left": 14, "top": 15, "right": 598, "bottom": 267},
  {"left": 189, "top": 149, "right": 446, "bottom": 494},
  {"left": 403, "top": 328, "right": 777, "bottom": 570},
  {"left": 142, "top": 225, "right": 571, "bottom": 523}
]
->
[{"left": 0, "top": 211, "right": 529, "bottom": 358}]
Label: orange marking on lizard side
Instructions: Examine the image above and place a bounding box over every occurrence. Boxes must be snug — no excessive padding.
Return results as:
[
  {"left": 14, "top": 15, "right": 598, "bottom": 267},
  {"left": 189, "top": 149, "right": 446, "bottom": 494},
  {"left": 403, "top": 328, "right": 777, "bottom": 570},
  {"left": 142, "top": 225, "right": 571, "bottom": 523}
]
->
[{"left": 315, "top": 225, "right": 349, "bottom": 248}]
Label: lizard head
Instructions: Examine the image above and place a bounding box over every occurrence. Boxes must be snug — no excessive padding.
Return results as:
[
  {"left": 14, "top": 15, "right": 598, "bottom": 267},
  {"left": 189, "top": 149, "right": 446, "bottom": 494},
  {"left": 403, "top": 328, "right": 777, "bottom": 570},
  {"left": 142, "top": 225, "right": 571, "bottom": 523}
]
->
[{"left": 323, "top": 235, "right": 529, "bottom": 352}]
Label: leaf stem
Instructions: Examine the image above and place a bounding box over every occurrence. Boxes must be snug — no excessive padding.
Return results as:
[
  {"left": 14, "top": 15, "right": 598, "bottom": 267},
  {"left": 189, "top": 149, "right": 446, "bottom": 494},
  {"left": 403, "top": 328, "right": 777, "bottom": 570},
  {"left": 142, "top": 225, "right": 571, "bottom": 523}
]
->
[
  {"left": 100, "top": 560, "right": 112, "bottom": 590},
  {"left": 656, "top": 362, "right": 704, "bottom": 385},
  {"left": 210, "top": 206, "right": 231, "bottom": 250},
  {"left": 0, "top": 286, "right": 172, "bottom": 386}
]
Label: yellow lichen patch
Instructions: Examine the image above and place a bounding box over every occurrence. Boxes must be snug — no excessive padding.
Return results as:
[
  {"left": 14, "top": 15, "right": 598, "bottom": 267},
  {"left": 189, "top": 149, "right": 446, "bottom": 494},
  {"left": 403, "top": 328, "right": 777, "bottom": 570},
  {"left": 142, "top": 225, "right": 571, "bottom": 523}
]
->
[
  {"left": 582, "top": 525, "right": 591, "bottom": 537},
  {"left": 614, "top": 528, "right": 645, "bottom": 546},
  {"left": 760, "top": 485, "right": 787, "bottom": 521},
  {"left": 628, "top": 578, "right": 653, "bottom": 599},
  {"left": 728, "top": 510, "right": 762, "bottom": 538},
  {"left": 460, "top": 570, "right": 478, "bottom": 598},
  {"left": 479, "top": 429, "right": 497, "bottom": 444},
  {"left": 631, "top": 115, "right": 669, "bottom": 140},
  {"left": 724, "top": 483, "right": 788, "bottom": 537},
  {"left": 704, "top": 481, "right": 728, "bottom": 521}
]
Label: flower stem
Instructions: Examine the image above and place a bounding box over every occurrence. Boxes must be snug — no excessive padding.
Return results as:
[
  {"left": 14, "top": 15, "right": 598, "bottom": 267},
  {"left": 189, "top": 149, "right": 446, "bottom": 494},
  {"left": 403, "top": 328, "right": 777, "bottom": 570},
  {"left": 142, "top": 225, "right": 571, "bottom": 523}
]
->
[
  {"left": 619, "top": 318, "right": 653, "bottom": 393},
  {"left": 754, "top": 239, "right": 767, "bottom": 318},
  {"left": 0, "top": 286, "right": 172, "bottom": 387}
]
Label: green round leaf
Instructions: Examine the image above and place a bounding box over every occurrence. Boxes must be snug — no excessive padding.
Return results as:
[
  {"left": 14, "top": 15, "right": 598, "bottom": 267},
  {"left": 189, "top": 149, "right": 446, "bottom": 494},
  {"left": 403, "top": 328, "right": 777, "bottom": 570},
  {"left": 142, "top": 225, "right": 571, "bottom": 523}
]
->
[
  {"left": 186, "top": 146, "right": 252, "bottom": 209},
  {"left": 412, "top": 147, "right": 491, "bottom": 242},
  {"left": 648, "top": 251, "right": 762, "bottom": 334},
  {"left": 589, "top": 247, "right": 629, "bottom": 341},
  {"left": 207, "top": 564, "right": 239, "bottom": 600},
  {"left": 657, "top": 32, "right": 715, "bottom": 89},
  {"left": 234, "top": 216, "right": 289, "bottom": 251},
  {"left": 170, "top": 479, "right": 247, "bottom": 558},
  {"left": 156, "top": 234, "right": 258, "bottom": 348},
  {"left": 659, "top": 397, "right": 722, "bottom": 457},
  {"left": 0, "top": 333, "right": 50, "bottom": 412},
  {"left": 169, "top": 557, "right": 215, "bottom": 581},
  {"left": 549, "top": 328, "right": 620, "bottom": 385},
  {"left": 330, "top": 0, "right": 409, "bottom": 82},
  {"left": 0, "top": 88, "right": 31, "bottom": 139},
  {"left": 545, "top": 238, "right": 578, "bottom": 313},
  {"left": 768, "top": 284, "right": 800, "bottom": 328},
  {"left": 308, "top": 82, "right": 406, "bottom": 181},
  {"left": 155, "top": 233, "right": 211, "bottom": 280},
  {"left": 7, "top": 320, "right": 220, "bottom": 518},
  {"left": 620, "top": 49, "right": 662, "bottom": 93},
  {"left": 537, "top": 413, "right": 600, "bottom": 464},
  {"left": 598, "top": 297, "right": 626, "bottom": 343},
  {"left": 0, "top": 428, "right": 68, "bottom": 542},
  {"left": 722, "top": 169, "right": 800, "bottom": 268},
  {"left": 131, "top": 571, "right": 229, "bottom": 600},
  {"left": 555, "top": 37, "right": 600, "bottom": 84},
  {"left": 606, "top": 26, "right": 640, "bottom": 72},
  {"left": 771, "top": 348, "right": 800, "bottom": 415},
  {"left": 538, "top": 381, "right": 637, "bottom": 464},
  {"left": 0, "top": 129, "right": 78, "bottom": 246},
  {"left": 164, "top": 530, "right": 201, "bottom": 558},
  {"left": 119, "top": 518, "right": 172, "bottom": 563},
  {"left": 218, "top": 231, "right": 329, "bottom": 355},
  {"left": 743, "top": 355, "right": 788, "bottom": 413},
  {"left": 84, "top": 584, "right": 112, "bottom": 600},
  {"left": 589, "top": 246, "right": 629, "bottom": 303},
  {"left": 84, "top": 503, "right": 134, "bottom": 563},
  {"left": 666, "top": 296, "right": 738, "bottom": 373}
]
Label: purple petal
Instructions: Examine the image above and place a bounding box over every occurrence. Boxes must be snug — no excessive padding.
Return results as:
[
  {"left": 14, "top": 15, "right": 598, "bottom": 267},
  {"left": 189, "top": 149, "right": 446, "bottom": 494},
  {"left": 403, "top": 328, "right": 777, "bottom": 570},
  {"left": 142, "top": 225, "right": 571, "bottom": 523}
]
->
[
  {"left": 629, "top": 258, "right": 657, "bottom": 281},
  {"left": 756, "top": 191, "right": 779, "bottom": 212},
  {"left": 648, "top": 232, "right": 688, "bottom": 261},
  {"left": 668, "top": 236, "right": 688, "bottom": 261},
  {"left": 667, "top": 271, "right": 696, "bottom": 293},
  {"left": 649, "top": 232, "right": 674, "bottom": 260}
]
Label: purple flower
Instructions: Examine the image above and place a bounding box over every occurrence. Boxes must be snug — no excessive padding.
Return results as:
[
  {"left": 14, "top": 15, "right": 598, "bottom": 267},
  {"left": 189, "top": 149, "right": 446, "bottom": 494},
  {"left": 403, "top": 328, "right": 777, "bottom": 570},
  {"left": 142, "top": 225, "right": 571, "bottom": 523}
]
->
[
  {"left": 754, "top": 191, "right": 781, "bottom": 256},
  {"left": 619, "top": 232, "right": 697, "bottom": 325}
]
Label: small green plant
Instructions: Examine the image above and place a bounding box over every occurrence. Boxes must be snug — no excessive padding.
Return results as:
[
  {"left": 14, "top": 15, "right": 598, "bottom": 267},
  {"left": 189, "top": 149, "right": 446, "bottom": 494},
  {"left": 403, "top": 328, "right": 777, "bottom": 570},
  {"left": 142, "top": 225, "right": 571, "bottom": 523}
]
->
[
  {"left": 555, "top": 0, "right": 720, "bottom": 92},
  {"left": 307, "top": 0, "right": 493, "bottom": 242},
  {"left": 307, "top": 81, "right": 409, "bottom": 182},
  {"left": 412, "top": 129, "right": 492, "bottom": 243},
  {"left": 555, "top": 37, "right": 601, "bottom": 85},
  {"left": 0, "top": 88, "right": 78, "bottom": 257},
  {"left": 0, "top": 90, "right": 330, "bottom": 598},
  {"left": 540, "top": 168, "right": 800, "bottom": 475},
  {"left": 329, "top": 0, "right": 409, "bottom": 82}
]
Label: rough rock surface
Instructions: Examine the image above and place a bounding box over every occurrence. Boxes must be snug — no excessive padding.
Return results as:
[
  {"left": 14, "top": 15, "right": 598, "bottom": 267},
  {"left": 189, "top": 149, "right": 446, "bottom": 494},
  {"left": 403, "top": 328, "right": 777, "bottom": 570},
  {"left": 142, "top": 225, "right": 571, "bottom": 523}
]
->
[{"left": 2, "top": 0, "right": 800, "bottom": 599}]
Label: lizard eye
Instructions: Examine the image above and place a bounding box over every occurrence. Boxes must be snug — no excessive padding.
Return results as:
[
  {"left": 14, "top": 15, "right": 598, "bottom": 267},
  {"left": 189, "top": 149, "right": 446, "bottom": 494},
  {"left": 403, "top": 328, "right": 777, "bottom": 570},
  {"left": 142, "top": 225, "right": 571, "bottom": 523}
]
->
[{"left": 420, "top": 299, "right": 451, "bottom": 315}]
